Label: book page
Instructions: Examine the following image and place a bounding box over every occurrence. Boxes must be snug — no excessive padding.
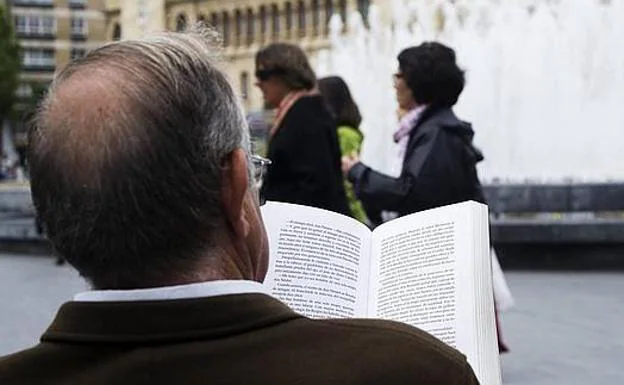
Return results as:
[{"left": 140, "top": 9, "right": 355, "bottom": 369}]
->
[
  {"left": 371, "top": 219, "right": 464, "bottom": 346},
  {"left": 368, "top": 202, "right": 481, "bottom": 366},
  {"left": 261, "top": 202, "right": 372, "bottom": 318}
]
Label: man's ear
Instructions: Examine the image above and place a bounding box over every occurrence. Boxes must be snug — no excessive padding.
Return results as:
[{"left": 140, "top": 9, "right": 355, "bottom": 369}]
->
[{"left": 220, "top": 149, "right": 250, "bottom": 237}]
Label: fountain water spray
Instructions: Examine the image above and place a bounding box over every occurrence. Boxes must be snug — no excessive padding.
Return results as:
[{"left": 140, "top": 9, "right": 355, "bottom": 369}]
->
[{"left": 317, "top": 0, "right": 624, "bottom": 183}]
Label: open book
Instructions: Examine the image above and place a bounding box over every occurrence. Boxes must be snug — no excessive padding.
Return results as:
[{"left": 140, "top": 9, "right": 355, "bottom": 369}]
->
[{"left": 261, "top": 201, "right": 501, "bottom": 385}]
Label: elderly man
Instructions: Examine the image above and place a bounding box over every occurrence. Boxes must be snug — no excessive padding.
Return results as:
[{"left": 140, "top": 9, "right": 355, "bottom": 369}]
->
[{"left": 0, "top": 29, "right": 479, "bottom": 385}]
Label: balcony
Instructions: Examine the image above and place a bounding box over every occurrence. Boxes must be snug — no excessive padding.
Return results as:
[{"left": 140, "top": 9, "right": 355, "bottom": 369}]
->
[
  {"left": 68, "top": 0, "right": 87, "bottom": 10},
  {"left": 70, "top": 33, "right": 88, "bottom": 42},
  {"left": 15, "top": 31, "right": 56, "bottom": 40},
  {"left": 10, "top": 0, "right": 54, "bottom": 9}
]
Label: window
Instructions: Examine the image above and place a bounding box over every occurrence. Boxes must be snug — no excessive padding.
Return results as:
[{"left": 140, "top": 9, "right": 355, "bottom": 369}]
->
[
  {"left": 70, "top": 48, "right": 86, "bottom": 60},
  {"left": 68, "top": 0, "right": 86, "bottom": 7},
  {"left": 112, "top": 23, "right": 121, "bottom": 40},
  {"left": 197, "top": 14, "right": 206, "bottom": 24},
  {"left": 339, "top": 0, "right": 347, "bottom": 25},
  {"left": 357, "top": 0, "right": 370, "bottom": 28},
  {"left": 27, "top": 15, "right": 38, "bottom": 32},
  {"left": 297, "top": 1, "right": 305, "bottom": 37},
  {"left": 222, "top": 12, "right": 231, "bottom": 47},
  {"left": 285, "top": 2, "right": 292, "bottom": 35},
  {"left": 70, "top": 17, "right": 88, "bottom": 36},
  {"left": 12, "top": 0, "right": 53, "bottom": 5},
  {"left": 311, "top": 0, "right": 319, "bottom": 36},
  {"left": 324, "top": 0, "right": 333, "bottom": 34},
  {"left": 271, "top": 4, "right": 279, "bottom": 39},
  {"left": 259, "top": 6, "right": 267, "bottom": 42},
  {"left": 22, "top": 48, "right": 55, "bottom": 68},
  {"left": 208, "top": 13, "right": 218, "bottom": 28},
  {"left": 16, "top": 84, "right": 33, "bottom": 98},
  {"left": 43, "top": 16, "right": 54, "bottom": 32},
  {"left": 14, "top": 15, "right": 56, "bottom": 36},
  {"left": 14, "top": 15, "right": 26, "bottom": 33},
  {"left": 175, "top": 13, "right": 187, "bottom": 32},
  {"left": 234, "top": 9, "right": 242, "bottom": 46},
  {"left": 246, "top": 8, "right": 254, "bottom": 46},
  {"left": 240, "top": 71, "right": 249, "bottom": 101}
]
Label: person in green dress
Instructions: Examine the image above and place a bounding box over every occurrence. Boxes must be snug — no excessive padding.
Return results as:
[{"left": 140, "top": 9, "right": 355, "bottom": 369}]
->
[{"left": 318, "top": 76, "right": 368, "bottom": 224}]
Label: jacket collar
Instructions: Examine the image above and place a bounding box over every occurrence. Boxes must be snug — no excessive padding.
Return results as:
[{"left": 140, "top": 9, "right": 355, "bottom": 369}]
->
[
  {"left": 409, "top": 107, "right": 484, "bottom": 163},
  {"left": 42, "top": 294, "right": 300, "bottom": 344},
  {"left": 412, "top": 106, "right": 462, "bottom": 134}
]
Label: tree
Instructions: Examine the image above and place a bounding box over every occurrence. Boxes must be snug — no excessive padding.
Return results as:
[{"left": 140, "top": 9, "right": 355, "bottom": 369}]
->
[
  {"left": 13, "top": 81, "right": 47, "bottom": 170},
  {"left": 0, "top": 4, "right": 21, "bottom": 127}
]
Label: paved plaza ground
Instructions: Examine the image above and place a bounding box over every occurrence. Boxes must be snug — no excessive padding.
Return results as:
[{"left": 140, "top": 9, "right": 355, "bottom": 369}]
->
[{"left": 0, "top": 252, "right": 623, "bottom": 384}]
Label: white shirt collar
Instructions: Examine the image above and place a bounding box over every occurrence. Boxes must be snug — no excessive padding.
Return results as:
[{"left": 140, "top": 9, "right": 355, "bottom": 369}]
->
[{"left": 74, "top": 280, "right": 270, "bottom": 302}]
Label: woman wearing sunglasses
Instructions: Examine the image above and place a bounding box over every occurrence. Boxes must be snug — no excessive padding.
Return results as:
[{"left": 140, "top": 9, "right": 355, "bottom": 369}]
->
[{"left": 254, "top": 43, "right": 350, "bottom": 216}]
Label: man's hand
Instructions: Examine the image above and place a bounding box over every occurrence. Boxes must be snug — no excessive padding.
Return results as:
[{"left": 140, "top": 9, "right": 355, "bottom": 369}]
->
[{"left": 341, "top": 154, "right": 359, "bottom": 176}]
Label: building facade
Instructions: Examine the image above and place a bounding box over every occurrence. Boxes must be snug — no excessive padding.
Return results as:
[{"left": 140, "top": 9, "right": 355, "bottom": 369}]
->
[
  {"left": 104, "top": 0, "right": 373, "bottom": 111},
  {"left": 6, "top": 0, "right": 106, "bottom": 147}
]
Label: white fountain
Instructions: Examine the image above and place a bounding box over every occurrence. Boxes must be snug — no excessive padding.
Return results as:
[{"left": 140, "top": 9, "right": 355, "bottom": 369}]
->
[{"left": 316, "top": 0, "right": 624, "bottom": 183}]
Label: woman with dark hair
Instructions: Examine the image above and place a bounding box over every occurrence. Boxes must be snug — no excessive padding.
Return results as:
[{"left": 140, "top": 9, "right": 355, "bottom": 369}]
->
[
  {"left": 255, "top": 43, "right": 349, "bottom": 215},
  {"left": 318, "top": 76, "right": 368, "bottom": 223},
  {"left": 342, "top": 42, "right": 485, "bottom": 222},
  {"left": 342, "top": 42, "right": 509, "bottom": 352}
]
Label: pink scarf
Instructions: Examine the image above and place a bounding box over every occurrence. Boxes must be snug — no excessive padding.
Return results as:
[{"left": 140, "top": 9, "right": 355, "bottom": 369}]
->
[
  {"left": 393, "top": 105, "right": 428, "bottom": 167},
  {"left": 270, "top": 89, "right": 317, "bottom": 138}
]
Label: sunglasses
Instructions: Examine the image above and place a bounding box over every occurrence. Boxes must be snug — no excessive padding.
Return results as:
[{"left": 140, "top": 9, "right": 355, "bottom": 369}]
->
[{"left": 255, "top": 68, "right": 286, "bottom": 81}]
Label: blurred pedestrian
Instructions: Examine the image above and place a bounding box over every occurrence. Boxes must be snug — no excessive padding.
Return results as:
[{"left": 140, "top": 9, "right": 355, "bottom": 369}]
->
[
  {"left": 341, "top": 42, "right": 509, "bottom": 352},
  {"left": 318, "top": 76, "right": 368, "bottom": 224},
  {"left": 342, "top": 42, "right": 486, "bottom": 221},
  {"left": 255, "top": 43, "right": 350, "bottom": 215},
  {"left": 1, "top": 152, "right": 15, "bottom": 180}
]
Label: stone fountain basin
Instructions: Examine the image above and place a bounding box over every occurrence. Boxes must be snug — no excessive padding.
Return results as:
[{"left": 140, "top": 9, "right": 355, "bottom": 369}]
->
[{"left": 0, "top": 183, "right": 35, "bottom": 215}]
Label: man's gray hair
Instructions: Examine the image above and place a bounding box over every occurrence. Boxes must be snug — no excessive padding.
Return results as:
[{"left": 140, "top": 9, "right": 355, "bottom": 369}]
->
[
  {"left": 28, "top": 27, "right": 251, "bottom": 289},
  {"left": 44, "top": 27, "right": 250, "bottom": 172}
]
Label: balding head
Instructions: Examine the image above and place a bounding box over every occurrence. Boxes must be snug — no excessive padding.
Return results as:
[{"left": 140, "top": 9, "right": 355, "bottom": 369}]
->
[{"left": 29, "top": 28, "right": 251, "bottom": 289}]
